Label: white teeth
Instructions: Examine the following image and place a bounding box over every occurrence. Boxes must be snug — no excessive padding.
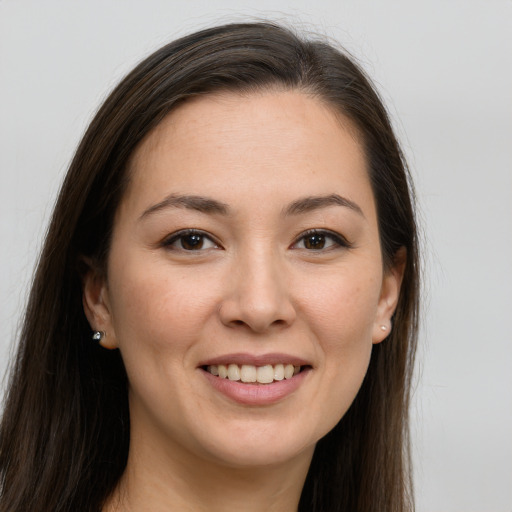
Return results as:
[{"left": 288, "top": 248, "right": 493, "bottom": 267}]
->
[
  {"left": 274, "top": 364, "right": 284, "bottom": 381},
  {"left": 227, "top": 364, "right": 241, "bottom": 381},
  {"left": 240, "top": 365, "right": 257, "bottom": 383},
  {"left": 257, "top": 365, "right": 274, "bottom": 384},
  {"left": 207, "top": 363, "right": 304, "bottom": 383},
  {"left": 218, "top": 364, "right": 228, "bottom": 379}
]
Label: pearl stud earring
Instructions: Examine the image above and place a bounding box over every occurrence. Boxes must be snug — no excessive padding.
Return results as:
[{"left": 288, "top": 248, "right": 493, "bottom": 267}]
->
[{"left": 380, "top": 325, "right": 387, "bottom": 332}]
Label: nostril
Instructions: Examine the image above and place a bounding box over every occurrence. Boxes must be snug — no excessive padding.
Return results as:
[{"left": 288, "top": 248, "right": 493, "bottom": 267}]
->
[
  {"left": 218, "top": 297, "right": 296, "bottom": 332},
  {"left": 228, "top": 318, "right": 288, "bottom": 329}
]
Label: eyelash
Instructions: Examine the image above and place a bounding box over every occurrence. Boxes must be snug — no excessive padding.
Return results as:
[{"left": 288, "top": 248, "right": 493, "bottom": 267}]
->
[
  {"left": 162, "top": 228, "right": 351, "bottom": 253},
  {"left": 162, "top": 229, "right": 220, "bottom": 252},
  {"left": 291, "top": 229, "right": 352, "bottom": 251}
]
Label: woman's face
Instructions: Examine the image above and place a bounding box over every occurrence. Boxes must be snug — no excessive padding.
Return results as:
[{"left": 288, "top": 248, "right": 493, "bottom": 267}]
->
[{"left": 85, "top": 90, "right": 402, "bottom": 469}]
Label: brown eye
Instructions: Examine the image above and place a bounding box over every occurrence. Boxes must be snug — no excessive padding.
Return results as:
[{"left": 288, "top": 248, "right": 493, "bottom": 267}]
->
[
  {"left": 164, "top": 230, "right": 218, "bottom": 251},
  {"left": 293, "top": 230, "right": 350, "bottom": 251},
  {"left": 303, "top": 233, "right": 326, "bottom": 250},
  {"left": 181, "top": 233, "right": 205, "bottom": 250}
]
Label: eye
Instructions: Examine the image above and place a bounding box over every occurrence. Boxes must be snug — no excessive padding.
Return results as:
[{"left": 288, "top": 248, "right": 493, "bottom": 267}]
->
[
  {"left": 163, "top": 230, "right": 219, "bottom": 251},
  {"left": 292, "top": 229, "right": 351, "bottom": 251}
]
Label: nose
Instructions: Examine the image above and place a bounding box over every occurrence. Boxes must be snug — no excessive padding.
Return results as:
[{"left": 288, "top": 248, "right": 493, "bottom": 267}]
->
[{"left": 219, "top": 248, "right": 296, "bottom": 333}]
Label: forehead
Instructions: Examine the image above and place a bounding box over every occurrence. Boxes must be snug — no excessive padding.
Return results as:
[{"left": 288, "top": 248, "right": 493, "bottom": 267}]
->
[
  {"left": 131, "top": 89, "right": 363, "bottom": 164},
  {"left": 122, "top": 90, "right": 374, "bottom": 219}
]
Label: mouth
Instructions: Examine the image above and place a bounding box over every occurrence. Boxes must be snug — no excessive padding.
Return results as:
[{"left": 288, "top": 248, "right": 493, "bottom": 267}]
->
[
  {"left": 199, "top": 355, "right": 312, "bottom": 405},
  {"left": 202, "top": 363, "right": 310, "bottom": 384}
]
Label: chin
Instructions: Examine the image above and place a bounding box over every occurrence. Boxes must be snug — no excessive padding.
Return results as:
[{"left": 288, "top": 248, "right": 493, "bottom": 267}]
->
[
  {"left": 203, "top": 438, "right": 314, "bottom": 470},
  {"left": 186, "top": 416, "right": 327, "bottom": 470}
]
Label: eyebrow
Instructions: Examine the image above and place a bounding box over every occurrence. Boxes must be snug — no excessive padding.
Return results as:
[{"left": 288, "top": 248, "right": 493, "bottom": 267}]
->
[
  {"left": 139, "top": 192, "right": 364, "bottom": 220},
  {"left": 139, "top": 194, "right": 230, "bottom": 220},
  {"left": 284, "top": 194, "right": 364, "bottom": 217}
]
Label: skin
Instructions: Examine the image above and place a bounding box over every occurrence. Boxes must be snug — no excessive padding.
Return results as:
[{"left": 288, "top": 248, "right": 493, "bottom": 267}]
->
[{"left": 84, "top": 90, "right": 404, "bottom": 512}]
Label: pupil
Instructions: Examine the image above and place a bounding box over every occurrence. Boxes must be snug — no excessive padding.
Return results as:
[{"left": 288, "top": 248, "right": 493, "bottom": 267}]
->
[
  {"left": 182, "top": 234, "right": 203, "bottom": 250},
  {"left": 305, "top": 234, "right": 325, "bottom": 249}
]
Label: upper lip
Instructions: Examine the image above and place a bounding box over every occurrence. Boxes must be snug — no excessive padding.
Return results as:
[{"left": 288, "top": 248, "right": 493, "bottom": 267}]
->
[{"left": 198, "top": 352, "right": 312, "bottom": 367}]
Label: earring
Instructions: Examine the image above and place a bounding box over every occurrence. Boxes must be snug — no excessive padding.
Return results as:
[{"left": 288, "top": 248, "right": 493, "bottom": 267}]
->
[
  {"left": 380, "top": 325, "right": 387, "bottom": 332},
  {"left": 92, "top": 331, "right": 106, "bottom": 341}
]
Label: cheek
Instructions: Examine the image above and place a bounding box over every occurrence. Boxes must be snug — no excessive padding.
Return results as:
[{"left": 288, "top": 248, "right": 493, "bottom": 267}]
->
[
  {"left": 299, "top": 264, "right": 382, "bottom": 346},
  {"left": 106, "top": 262, "right": 222, "bottom": 427},
  {"left": 297, "top": 266, "right": 381, "bottom": 423},
  {"left": 107, "top": 260, "right": 220, "bottom": 360}
]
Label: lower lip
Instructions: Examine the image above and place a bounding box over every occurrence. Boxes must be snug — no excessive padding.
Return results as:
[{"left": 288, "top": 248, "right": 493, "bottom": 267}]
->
[{"left": 201, "top": 368, "right": 310, "bottom": 405}]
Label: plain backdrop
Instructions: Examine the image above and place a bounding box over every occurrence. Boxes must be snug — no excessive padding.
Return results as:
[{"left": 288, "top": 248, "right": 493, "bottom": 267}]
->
[{"left": 1, "top": 1, "right": 511, "bottom": 511}]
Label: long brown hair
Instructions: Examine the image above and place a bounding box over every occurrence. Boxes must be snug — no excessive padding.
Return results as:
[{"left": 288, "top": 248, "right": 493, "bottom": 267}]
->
[{"left": 0, "top": 22, "right": 419, "bottom": 511}]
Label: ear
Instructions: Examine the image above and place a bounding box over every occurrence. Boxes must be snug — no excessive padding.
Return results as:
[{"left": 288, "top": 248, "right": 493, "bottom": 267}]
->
[
  {"left": 372, "top": 247, "right": 406, "bottom": 344},
  {"left": 82, "top": 259, "right": 118, "bottom": 350}
]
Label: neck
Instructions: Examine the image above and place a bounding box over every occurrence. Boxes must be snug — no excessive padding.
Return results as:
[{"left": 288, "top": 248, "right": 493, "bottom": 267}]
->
[{"left": 103, "top": 426, "right": 314, "bottom": 512}]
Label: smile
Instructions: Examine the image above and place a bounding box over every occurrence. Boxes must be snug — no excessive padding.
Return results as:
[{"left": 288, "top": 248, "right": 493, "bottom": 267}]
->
[{"left": 206, "top": 363, "right": 302, "bottom": 384}]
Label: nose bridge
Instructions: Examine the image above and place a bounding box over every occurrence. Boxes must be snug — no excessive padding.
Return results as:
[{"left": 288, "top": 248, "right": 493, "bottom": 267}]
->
[{"left": 220, "top": 241, "right": 295, "bottom": 332}]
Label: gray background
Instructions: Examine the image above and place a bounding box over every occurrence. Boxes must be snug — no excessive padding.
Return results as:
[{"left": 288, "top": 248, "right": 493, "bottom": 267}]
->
[{"left": 1, "top": 1, "right": 511, "bottom": 510}]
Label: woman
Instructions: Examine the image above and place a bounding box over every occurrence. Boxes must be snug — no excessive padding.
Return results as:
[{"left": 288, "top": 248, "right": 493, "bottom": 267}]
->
[{"left": 0, "top": 22, "right": 419, "bottom": 512}]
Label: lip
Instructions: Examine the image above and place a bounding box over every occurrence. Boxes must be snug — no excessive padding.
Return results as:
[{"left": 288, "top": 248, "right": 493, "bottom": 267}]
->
[
  {"left": 200, "top": 366, "right": 311, "bottom": 405},
  {"left": 198, "top": 352, "right": 311, "bottom": 367}
]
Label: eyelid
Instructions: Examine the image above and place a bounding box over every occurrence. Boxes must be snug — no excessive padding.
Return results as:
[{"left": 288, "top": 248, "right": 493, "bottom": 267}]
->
[
  {"left": 291, "top": 229, "right": 353, "bottom": 250},
  {"left": 160, "top": 228, "right": 351, "bottom": 252},
  {"left": 161, "top": 229, "right": 221, "bottom": 251}
]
